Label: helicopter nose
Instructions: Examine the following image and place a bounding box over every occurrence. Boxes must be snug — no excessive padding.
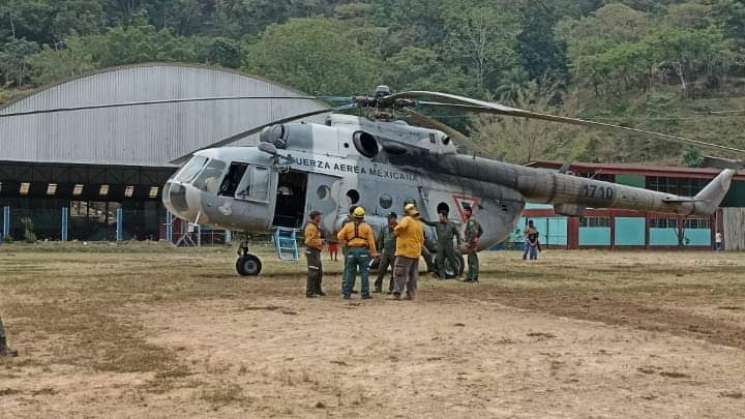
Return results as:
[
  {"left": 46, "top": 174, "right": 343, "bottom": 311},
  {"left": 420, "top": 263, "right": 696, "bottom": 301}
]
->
[{"left": 163, "top": 180, "right": 198, "bottom": 221}]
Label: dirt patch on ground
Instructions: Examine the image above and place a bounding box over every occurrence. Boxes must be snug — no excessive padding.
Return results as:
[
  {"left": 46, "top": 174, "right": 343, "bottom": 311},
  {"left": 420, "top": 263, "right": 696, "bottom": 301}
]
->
[{"left": 1, "top": 245, "right": 745, "bottom": 417}]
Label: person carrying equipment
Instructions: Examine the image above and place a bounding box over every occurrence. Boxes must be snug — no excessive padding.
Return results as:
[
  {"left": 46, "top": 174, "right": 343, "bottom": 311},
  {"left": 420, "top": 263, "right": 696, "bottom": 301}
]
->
[
  {"left": 462, "top": 204, "right": 483, "bottom": 283},
  {"left": 392, "top": 203, "right": 425, "bottom": 300},
  {"left": 337, "top": 207, "right": 377, "bottom": 299},
  {"left": 374, "top": 212, "right": 398, "bottom": 294},
  {"left": 304, "top": 211, "right": 326, "bottom": 298},
  {"left": 423, "top": 209, "right": 462, "bottom": 279}
]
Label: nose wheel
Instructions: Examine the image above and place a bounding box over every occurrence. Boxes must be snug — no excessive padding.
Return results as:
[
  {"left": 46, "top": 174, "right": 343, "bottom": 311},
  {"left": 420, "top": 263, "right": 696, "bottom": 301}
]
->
[{"left": 236, "top": 241, "right": 262, "bottom": 276}]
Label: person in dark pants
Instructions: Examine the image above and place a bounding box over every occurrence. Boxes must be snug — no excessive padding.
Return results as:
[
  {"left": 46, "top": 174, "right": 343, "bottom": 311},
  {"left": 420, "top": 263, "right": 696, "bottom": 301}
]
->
[
  {"left": 462, "top": 204, "right": 483, "bottom": 283},
  {"left": 337, "top": 207, "right": 378, "bottom": 300},
  {"left": 0, "top": 315, "right": 18, "bottom": 357},
  {"left": 374, "top": 212, "right": 398, "bottom": 294},
  {"left": 423, "top": 210, "right": 462, "bottom": 279},
  {"left": 392, "top": 203, "right": 425, "bottom": 300},
  {"left": 340, "top": 206, "right": 358, "bottom": 293},
  {"left": 303, "top": 211, "right": 326, "bottom": 297}
]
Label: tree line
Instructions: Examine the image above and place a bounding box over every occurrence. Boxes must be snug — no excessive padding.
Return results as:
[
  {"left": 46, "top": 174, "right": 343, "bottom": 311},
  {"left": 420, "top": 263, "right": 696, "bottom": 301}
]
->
[{"left": 2, "top": 0, "right": 745, "bottom": 163}]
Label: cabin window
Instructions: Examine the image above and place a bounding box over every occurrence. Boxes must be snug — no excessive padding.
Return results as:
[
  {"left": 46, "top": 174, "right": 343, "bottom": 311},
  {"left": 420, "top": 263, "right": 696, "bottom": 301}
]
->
[
  {"left": 346, "top": 189, "right": 360, "bottom": 205},
  {"left": 379, "top": 194, "right": 393, "bottom": 209},
  {"left": 251, "top": 167, "right": 270, "bottom": 201},
  {"left": 317, "top": 185, "right": 331, "bottom": 200},
  {"left": 219, "top": 163, "right": 248, "bottom": 197}
]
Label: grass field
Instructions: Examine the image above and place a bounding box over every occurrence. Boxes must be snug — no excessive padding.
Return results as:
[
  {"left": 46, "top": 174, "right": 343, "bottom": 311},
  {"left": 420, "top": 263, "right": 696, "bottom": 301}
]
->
[{"left": 1, "top": 243, "right": 745, "bottom": 418}]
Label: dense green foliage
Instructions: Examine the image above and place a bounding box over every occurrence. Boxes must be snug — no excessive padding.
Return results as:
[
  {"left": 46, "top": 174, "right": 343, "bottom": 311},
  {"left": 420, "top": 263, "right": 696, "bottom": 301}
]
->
[{"left": 2, "top": 0, "right": 745, "bottom": 163}]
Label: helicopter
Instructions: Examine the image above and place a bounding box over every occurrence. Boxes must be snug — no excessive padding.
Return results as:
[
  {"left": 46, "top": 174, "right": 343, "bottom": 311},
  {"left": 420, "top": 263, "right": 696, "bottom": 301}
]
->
[{"left": 3, "top": 85, "right": 741, "bottom": 276}]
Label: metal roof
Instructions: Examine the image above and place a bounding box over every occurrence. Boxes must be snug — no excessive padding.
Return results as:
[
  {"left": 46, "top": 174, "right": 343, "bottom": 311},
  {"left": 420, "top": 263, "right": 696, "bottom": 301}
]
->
[{"left": 0, "top": 63, "right": 327, "bottom": 167}]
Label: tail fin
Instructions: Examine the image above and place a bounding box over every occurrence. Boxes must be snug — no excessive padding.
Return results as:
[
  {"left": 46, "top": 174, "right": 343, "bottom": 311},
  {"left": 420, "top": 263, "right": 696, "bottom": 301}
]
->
[{"left": 692, "top": 169, "right": 735, "bottom": 215}]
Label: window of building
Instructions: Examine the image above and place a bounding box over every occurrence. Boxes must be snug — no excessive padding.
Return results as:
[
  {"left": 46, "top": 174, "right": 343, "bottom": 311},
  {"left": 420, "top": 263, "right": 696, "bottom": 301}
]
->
[
  {"left": 125, "top": 185, "right": 135, "bottom": 198},
  {"left": 73, "top": 184, "right": 84, "bottom": 196},
  {"left": 650, "top": 217, "right": 678, "bottom": 229},
  {"left": 149, "top": 186, "right": 160, "bottom": 199},
  {"left": 19, "top": 182, "right": 30, "bottom": 196},
  {"left": 99, "top": 184, "right": 109, "bottom": 196},
  {"left": 579, "top": 216, "right": 610, "bottom": 228},
  {"left": 46, "top": 183, "right": 57, "bottom": 196},
  {"left": 684, "top": 218, "right": 710, "bottom": 229},
  {"left": 646, "top": 177, "right": 708, "bottom": 197}
]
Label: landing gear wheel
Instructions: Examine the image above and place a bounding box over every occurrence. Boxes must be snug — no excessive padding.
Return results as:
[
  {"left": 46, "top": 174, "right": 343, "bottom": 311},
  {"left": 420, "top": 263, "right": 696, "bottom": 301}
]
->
[
  {"left": 236, "top": 254, "right": 262, "bottom": 276},
  {"left": 444, "top": 254, "right": 465, "bottom": 279}
]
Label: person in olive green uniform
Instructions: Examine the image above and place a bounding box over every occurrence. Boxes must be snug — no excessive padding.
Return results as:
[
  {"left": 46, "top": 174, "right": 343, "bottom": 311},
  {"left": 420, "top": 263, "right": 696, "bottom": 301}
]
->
[
  {"left": 462, "top": 204, "right": 483, "bottom": 283},
  {"left": 303, "top": 211, "right": 325, "bottom": 298},
  {"left": 423, "top": 210, "right": 462, "bottom": 279},
  {"left": 374, "top": 212, "right": 398, "bottom": 293}
]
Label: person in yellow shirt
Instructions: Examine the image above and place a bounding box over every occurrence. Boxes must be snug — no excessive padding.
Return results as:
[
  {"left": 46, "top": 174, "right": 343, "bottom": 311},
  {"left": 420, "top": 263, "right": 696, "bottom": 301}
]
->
[
  {"left": 392, "top": 203, "right": 425, "bottom": 300},
  {"left": 336, "top": 207, "right": 377, "bottom": 299},
  {"left": 304, "top": 211, "right": 325, "bottom": 298}
]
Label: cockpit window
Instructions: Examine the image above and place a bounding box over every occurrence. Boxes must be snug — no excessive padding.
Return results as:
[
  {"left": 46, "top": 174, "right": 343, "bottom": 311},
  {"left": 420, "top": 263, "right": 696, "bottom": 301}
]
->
[
  {"left": 236, "top": 166, "right": 271, "bottom": 202},
  {"left": 175, "top": 156, "right": 209, "bottom": 183},
  {"left": 193, "top": 159, "right": 227, "bottom": 194}
]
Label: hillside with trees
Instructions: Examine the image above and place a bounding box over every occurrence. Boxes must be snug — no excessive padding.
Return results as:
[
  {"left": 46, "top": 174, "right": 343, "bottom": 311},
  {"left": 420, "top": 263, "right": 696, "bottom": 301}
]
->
[{"left": 2, "top": 0, "right": 745, "bottom": 165}]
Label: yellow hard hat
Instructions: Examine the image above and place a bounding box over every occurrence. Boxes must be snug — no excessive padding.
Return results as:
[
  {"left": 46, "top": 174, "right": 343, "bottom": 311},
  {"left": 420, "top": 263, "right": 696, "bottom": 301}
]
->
[
  {"left": 353, "top": 207, "right": 366, "bottom": 217},
  {"left": 404, "top": 203, "right": 419, "bottom": 216}
]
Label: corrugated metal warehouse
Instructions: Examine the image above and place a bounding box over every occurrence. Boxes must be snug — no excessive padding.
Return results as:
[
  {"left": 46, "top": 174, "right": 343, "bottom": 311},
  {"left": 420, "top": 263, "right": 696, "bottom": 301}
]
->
[{"left": 0, "top": 63, "right": 325, "bottom": 241}]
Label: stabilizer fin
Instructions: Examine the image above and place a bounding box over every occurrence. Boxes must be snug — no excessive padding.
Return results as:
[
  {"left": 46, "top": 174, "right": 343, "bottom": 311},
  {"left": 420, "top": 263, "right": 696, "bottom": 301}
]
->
[{"left": 692, "top": 169, "right": 736, "bottom": 214}]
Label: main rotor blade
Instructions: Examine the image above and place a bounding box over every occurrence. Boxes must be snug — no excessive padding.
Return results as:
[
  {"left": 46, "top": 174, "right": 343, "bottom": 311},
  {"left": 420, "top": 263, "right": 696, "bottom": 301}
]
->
[
  {"left": 0, "top": 95, "right": 344, "bottom": 118},
  {"left": 389, "top": 91, "right": 745, "bottom": 154},
  {"left": 170, "top": 103, "right": 355, "bottom": 165}
]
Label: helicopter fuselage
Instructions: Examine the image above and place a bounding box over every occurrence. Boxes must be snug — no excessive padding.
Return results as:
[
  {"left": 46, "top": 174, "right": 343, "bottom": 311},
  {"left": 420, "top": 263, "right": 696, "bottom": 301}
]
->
[{"left": 162, "top": 114, "right": 734, "bottom": 255}]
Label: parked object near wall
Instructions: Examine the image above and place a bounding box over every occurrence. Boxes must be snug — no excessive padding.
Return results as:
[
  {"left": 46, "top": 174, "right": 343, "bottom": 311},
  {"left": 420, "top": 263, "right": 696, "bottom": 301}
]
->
[{"left": 723, "top": 208, "right": 745, "bottom": 251}]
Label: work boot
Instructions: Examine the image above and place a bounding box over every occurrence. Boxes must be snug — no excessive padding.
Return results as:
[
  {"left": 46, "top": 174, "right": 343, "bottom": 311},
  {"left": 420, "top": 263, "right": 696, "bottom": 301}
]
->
[
  {"left": 306, "top": 293, "right": 318, "bottom": 298},
  {"left": 361, "top": 294, "right": 372, "bottom": 300},
  {"left": 390, "top": 293, "right": 401, "bottom": 301},
  {"left": 0, "top": 337, "right": 17, "bottom": 357},
  {"left": 317, "top": 290, "right": 327, "bottom": 297}
]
